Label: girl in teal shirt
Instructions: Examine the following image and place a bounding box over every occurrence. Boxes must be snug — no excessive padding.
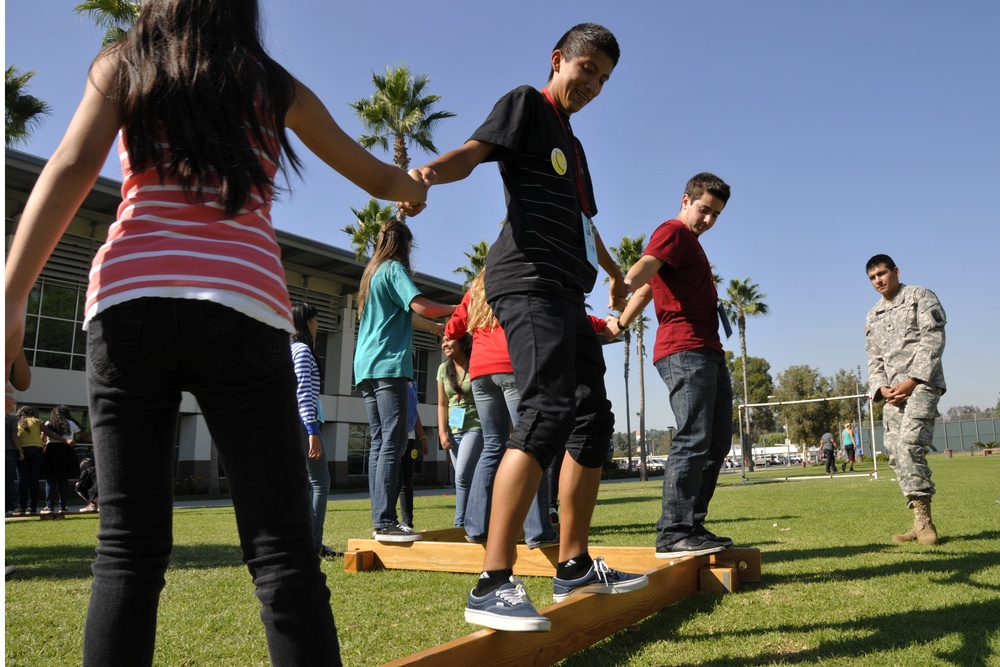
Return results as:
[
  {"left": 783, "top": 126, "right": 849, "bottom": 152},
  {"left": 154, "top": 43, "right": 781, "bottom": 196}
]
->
[{"left": 354, "top": 221, "right": 454, "bottom": 542}]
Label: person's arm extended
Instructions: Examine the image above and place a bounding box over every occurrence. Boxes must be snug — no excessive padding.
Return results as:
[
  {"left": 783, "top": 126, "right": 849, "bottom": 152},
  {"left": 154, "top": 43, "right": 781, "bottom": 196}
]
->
[
  {"left": 594, "top": 227, "right": 627, "bottom": 311},
  {"left": 624, "top": 255, "right": 664, "bottom": 294},
  {"left": 413, "top": 313, "right": 444, "bottom": 336},
  {"left": 410, "top": 296, "right": 456, "bottom": 319},
  {"left": 606, "top": 284, "right": 653, "bottom": 337},
  {"left": 6, "top": 54, "right": 122, "bottom": 375},
  {"left": 399, "top": 140, "right": 495, "bottom": 216},
  {"left": 286, "top": 79, "right": 427, "bottom": 204},
  {"left": 9, "top": 350, "right": 30, "bottom": 392}
]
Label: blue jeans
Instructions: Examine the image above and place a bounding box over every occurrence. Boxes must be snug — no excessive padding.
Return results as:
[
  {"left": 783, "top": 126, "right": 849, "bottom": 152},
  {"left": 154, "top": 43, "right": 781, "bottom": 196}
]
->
[
  {"left": 397, "top": 438, "right": 418, "bottom": 528},
  {"left": 358, "top": 377, "right": 407, "bottom": 530},
  {"left": 654, "top": 349, "right": 733, "bottom": 548},
  {"left": 464, "top": 373, "right": 557, "bottom": 545},
  {"left": 83, "top": 298, "right": 340, "bottom": 666},
  {"left": 302, "top": 424, "right": 330, "bottom": 550},
  {"left": 16, "top": 446, "right": 43, "bottom": 511},
  {"left": 448, "top": 429, "right": 483, "bottom": 527},
  {"left": 7, "top": 448, "right": 19, "bottom": 512}
]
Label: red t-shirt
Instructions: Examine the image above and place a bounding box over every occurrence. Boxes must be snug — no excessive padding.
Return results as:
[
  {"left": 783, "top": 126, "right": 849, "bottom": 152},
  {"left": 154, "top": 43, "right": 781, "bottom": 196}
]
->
[
  {"left": 645, "top": 219, "right": 722, "bottom": 362},
  {"left": 445, "top": 288, "right": 611, "bottom": 379}
]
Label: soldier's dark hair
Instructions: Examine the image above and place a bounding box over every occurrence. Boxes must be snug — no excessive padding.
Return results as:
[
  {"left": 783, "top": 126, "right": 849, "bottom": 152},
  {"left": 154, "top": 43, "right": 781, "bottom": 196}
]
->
[
  {"left": 685, "top": 172, "right": 731, "bottom": 204},
  {"left": 866, "top": 254, "right": 896, "bottom": 273},
  {"left": 548, "top": 23, "right": 620, "bottom": 80}
]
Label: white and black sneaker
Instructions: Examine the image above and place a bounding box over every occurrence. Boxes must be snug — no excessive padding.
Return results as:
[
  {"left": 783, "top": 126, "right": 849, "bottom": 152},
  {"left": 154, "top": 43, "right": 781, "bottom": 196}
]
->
[
  {"left": 373, "top": 523, "right": 422, "bottom": 543},
  {"left": 465, "top": 575, "right": 551, "bottom": 632},
  {"left": 656, "top": 534, "right": 728, "bottom": 559}
]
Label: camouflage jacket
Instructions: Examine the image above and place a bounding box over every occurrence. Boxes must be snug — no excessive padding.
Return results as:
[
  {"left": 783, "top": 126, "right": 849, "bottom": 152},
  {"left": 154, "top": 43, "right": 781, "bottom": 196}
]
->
[{"left": 866, "top": 283, "right": 946, "bottom": 397}]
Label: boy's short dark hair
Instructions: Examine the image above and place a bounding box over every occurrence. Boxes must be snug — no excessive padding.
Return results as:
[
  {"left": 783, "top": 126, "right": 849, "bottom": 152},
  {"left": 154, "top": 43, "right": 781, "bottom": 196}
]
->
[
  {"left": 549, "top": 23, "right": 620, "bottom": 79},
  {"left": 866, "top": 254, "right": 896, "bottom": 273},
  {"left": 684, "top": 172, "right": 731, "bottom": 204}
]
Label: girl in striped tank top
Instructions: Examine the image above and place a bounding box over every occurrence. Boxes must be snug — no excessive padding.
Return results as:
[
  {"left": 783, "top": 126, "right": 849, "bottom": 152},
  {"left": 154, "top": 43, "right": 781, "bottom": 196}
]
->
[{"left": 4, "top": 2, "right": 429, "bottom": 665}]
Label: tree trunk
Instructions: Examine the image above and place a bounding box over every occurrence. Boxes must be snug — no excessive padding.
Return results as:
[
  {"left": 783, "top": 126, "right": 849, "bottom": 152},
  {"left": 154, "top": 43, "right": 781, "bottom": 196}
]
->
[
  {"left": 393, "top": 133, "right": 409, "bottom": 223},
  {"left": 739, "top": 315, "right": 754, "bottom": 472},
  {"left": 637, "top": 324, "right": 647, "bottom": 483},
  {"left": 623, "top": 329, "right": 632, "bottom": 472}
]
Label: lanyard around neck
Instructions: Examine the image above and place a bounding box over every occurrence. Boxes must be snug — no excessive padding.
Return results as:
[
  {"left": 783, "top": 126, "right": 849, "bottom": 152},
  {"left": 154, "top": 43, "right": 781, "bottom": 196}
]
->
[{"left": 541, "top": 87, "right": 591, "bottom": 216}]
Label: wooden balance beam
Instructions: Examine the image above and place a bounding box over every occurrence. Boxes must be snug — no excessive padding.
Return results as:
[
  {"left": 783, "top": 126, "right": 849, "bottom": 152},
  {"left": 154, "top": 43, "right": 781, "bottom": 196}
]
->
[
  {"left": 345, "top": 527, "right": 761, "bottom": 584},
  {"left": 378, "top": 555, "right": 748, "bottom": 666},
  {"left": 346, "top": 529, "right": 761, "bottom": 665}
]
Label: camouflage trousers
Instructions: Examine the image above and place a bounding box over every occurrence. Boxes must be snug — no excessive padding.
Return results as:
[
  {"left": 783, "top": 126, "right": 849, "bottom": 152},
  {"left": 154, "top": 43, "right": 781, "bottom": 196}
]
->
[{"left": 883, "top": 384, "right": 940, "bottom": 502}]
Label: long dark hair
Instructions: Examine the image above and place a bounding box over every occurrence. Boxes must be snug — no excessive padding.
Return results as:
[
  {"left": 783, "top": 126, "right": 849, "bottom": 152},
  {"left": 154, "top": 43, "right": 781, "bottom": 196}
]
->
[
  {"left": 16, "top": 406, "right": 38, "bottom": 432},
  {"left": 445, "top": 334, "right": 473, "bottom": 403},
  {"left": 48, "top": 405, "right": 74, "bottom": 437},
  {"left": 290, "top": 301, "right": 319, "bottom": 350},
  {"left": 104, "top": 0, "right": 301, "bottom": 215},
  {"left": 357, "top": 220, "right": 414, "bottom": 319}
]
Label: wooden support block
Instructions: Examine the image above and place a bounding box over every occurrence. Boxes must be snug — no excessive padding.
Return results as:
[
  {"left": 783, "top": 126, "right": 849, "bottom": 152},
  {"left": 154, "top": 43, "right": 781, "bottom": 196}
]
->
[
  {"left": 700, "top": 565, "right": 738, "bottom": 593},
  {"left": 709, "top": 547, "right": 762, "bottom": 583},
  {"left": 343, "top": 549, "right": 380, "bottom": 573},
  {"left": 383, "top": 557, "right": 703, "bottom": 667}
]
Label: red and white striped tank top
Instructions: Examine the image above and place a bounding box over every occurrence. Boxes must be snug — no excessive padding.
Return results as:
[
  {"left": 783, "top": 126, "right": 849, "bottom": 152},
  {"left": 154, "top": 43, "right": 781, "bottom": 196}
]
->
[{"left": 84, "top": 122, "right": 293, "bottom": 332}]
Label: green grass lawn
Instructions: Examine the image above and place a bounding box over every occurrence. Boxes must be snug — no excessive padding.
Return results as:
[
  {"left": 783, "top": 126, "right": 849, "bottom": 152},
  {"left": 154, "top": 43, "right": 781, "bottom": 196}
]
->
[{"left": 6, "top": 455, "right": 999, "bottom": 666}]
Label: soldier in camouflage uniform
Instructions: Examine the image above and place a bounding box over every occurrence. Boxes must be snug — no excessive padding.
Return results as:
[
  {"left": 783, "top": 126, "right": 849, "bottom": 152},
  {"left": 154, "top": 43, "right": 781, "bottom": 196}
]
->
[{"left": 865, "top": 254, "right": 946, "bottom": 545}]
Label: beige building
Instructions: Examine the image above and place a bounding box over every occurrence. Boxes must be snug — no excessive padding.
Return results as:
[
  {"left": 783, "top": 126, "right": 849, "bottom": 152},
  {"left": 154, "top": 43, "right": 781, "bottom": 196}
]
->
[{"left": 5, "top": 149, "right": 464, "bottom": 493}]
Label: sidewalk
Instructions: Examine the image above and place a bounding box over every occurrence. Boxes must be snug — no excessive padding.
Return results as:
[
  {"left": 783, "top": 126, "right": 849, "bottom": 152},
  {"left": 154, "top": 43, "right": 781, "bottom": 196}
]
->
[{"left": 172, "top": 477, "right": 643, "bottom": 509}]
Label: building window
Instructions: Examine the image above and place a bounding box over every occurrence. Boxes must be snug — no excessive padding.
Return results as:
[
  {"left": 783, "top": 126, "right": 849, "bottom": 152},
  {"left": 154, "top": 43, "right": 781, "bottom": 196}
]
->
[
  {"left": 23, "top": 280, "right": 87, "bottom": 372},
  {"left": 413, "top": 349, "right": 430, "bottom": 403},
  {"left": 347, "top": 422, "right": 371, "bottom": 476}
]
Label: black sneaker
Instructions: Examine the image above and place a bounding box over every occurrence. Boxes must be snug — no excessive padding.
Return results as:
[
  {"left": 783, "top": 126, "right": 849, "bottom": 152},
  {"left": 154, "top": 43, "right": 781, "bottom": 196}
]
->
[
  {"left": 656, "top": 535, "right": 728, "bottom": 559},
  {"left": 318, "top": 545, "right": 342, "bottom": 559},
  {"left": 694, "top": 524, "right": 733, "bottom": 547},
  {"left": 373, "top": 523, "right": 422, "bottom": 543}
]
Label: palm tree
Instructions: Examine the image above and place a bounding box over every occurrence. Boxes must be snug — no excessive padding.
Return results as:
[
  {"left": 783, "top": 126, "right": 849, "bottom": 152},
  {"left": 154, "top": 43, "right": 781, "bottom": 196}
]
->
[
  {"left": 453, "top": 240, "right": 490, "bottom": 289},
  {"left": 351, "top": 65, "right": 454, "bottom": 222},
  {"left": 75, "top": 0, "right": 140, "bottom": 47},
  {"left": 609, "top": 235, "right": 647, "bottom": 478},
  {"left": 342, "top": 199, "right": 395, "bottom": 261},
  {"left": 5, "top": 66, "right": 51, "bottom": 148},
  {"left": 723, "top": 278, "right": 769, "bottom": 471}
]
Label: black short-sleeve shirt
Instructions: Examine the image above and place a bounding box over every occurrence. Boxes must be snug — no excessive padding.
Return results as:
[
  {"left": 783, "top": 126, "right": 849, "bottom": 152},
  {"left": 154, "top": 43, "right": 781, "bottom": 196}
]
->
[{"left": 474, "top": 85, "right": 598, "bottom": 304}]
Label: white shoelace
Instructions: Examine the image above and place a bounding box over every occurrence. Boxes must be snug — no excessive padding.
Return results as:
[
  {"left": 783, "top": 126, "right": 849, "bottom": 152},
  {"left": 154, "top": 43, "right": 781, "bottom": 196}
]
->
[
  {"left": 495, "top": 576, "right": 534, "bottom": 607},
  {"left": 591, "top": 557, "right": 615, "bottom": 583}
]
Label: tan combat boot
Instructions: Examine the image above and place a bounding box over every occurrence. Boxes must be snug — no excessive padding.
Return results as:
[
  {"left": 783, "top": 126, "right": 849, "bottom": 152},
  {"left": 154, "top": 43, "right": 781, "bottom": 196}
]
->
[{"left": 892, "top": 497, "right": 939, "bottom": 545}]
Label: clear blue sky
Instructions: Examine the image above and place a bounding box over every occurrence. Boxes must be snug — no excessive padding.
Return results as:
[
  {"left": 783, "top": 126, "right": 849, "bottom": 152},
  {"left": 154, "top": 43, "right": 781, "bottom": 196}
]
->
[{"left": 6, "top": 1, "right": 999, "bottom": 431}]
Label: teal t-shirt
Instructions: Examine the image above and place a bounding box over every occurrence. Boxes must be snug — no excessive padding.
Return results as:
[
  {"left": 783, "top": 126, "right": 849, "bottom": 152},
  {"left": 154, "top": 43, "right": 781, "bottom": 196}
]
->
[{"left": 354, "top": 261, "right": 422, "bottom": 383}]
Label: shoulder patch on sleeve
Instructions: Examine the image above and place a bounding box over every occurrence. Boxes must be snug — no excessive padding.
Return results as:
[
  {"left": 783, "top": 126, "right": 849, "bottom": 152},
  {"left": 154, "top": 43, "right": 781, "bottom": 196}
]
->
[{"left": 931, "top": 309, "right": 943, "bottom": 323}]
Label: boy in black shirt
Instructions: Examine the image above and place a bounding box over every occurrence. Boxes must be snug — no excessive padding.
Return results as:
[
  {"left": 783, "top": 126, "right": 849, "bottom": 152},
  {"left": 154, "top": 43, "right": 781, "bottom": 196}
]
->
[{"left": 404, "top": 23, "right": 647, "bottom": 632}]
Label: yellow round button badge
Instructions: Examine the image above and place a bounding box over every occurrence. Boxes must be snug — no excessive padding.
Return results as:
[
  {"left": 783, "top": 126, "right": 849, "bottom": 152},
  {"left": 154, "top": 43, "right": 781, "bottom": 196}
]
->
[
  {"left": 410, "top": 448, "right": 419, "bottom": 460},
  {"left": 551, "top": 148, "right": 567, "bottom": 175}
]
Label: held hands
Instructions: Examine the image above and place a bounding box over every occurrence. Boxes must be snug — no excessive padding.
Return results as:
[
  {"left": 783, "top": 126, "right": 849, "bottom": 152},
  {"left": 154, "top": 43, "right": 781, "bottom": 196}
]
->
[
  {"left": 608, "top": 277, "right": 628, "bottom": 311},
  {"left": 398, "top": 167, "right": 437, "bottom": 217},
  {"left": 604, "top": 315, "right": 623, "bottom": 339}
]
